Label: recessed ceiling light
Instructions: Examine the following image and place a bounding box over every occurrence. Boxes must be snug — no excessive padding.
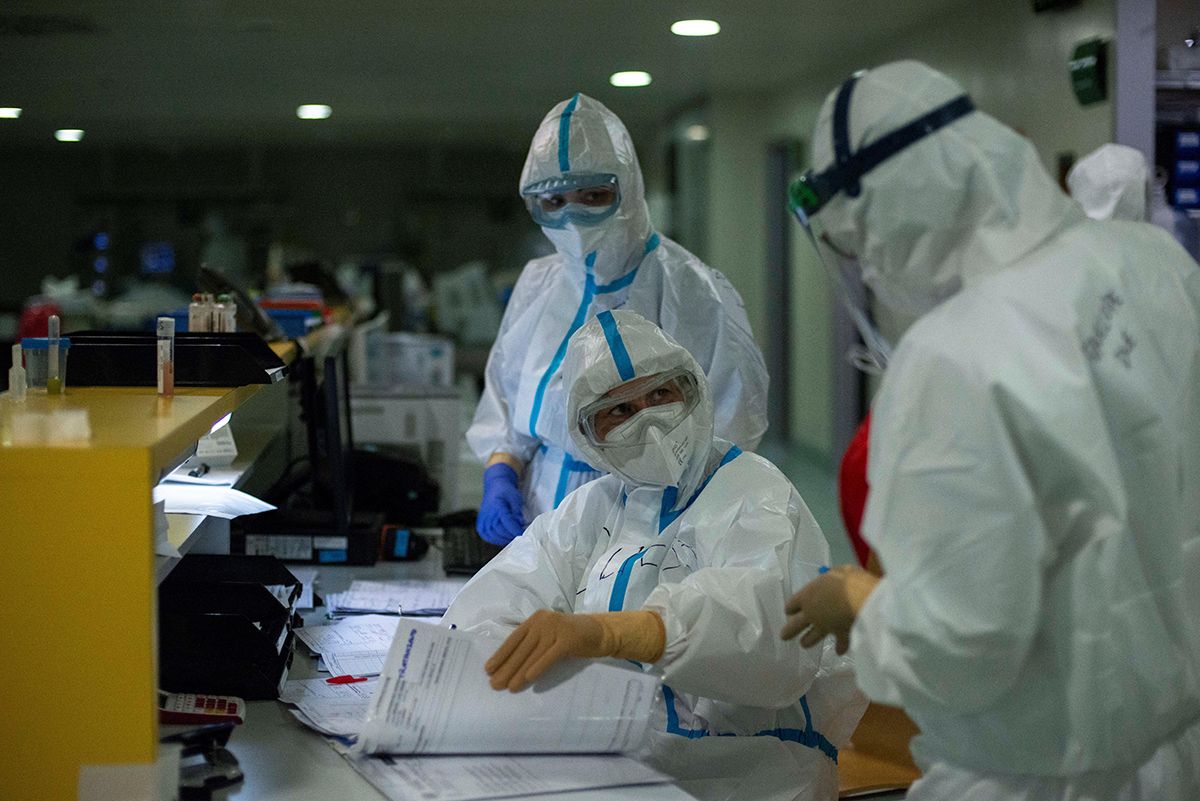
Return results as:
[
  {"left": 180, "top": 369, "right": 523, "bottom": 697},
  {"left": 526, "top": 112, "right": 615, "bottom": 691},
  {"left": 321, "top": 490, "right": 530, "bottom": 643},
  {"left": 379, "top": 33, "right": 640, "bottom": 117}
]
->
[
  {"left": 684, "top": 124, "right": 710, "bottom": 142},
  {"left": 55, "top": 129, "right": 84, "bottom": 142},
  {"left": 0, "top": 108, "right": 22, "bottom": 119},
  {"left": 610, "top": 71, "right": 652, "bottom": 88},
  {"left": 671, "top": 19, "right": 720, "bottom": 37},
  {"left": 296, "top": 104, "right": 332, "bottom": 120}
]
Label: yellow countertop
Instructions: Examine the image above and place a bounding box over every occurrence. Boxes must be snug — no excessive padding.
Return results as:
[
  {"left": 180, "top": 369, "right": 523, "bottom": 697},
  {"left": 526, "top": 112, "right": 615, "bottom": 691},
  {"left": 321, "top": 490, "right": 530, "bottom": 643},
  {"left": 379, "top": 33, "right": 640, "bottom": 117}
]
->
[{"left": 0, "top": 384, "right": 264, "bottom": 479}]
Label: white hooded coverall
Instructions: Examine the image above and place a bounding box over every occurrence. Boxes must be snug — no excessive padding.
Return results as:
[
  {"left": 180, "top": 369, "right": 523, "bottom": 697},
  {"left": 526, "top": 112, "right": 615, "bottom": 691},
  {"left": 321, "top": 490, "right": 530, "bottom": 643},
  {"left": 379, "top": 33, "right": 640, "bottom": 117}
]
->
[
  {"left": 810, "top": 61, "right": 1200, "bottom": 800},
  {"left": 466, "top": 93, "right": 769, "bottom": 523},
  {"left": 446, "top": 310, "right": 866, "bottom": 801},
  {"left": 1067, "top": 143, "right": 1149, "bottom": 222}
]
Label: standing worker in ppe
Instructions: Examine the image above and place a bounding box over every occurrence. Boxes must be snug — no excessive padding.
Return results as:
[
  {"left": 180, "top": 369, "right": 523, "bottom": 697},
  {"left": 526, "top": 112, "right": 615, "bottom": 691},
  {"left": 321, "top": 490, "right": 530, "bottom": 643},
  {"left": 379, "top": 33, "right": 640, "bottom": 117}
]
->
[
  {"left": 469, "top": 93, "right": 768, "bottom": 546},
  {"left": 446, "top": 310, "right": 865, "bottom": 801},
  {"left": 780, "top": 60, "right": 1200, "bottom": 800}
]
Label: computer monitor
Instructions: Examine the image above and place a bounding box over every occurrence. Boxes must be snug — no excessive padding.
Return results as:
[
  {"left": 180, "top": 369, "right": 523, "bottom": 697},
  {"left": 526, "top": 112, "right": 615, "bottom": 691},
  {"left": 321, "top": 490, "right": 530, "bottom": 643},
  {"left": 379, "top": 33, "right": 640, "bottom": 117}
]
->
[{"left": 297, "top": 346, "right": 355, "bottom": 536}]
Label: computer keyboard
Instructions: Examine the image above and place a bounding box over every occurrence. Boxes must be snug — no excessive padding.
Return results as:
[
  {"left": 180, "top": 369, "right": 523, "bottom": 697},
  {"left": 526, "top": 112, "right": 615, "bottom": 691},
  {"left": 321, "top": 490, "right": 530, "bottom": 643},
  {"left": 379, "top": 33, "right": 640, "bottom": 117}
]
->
[{"left": 441, "top": 523, "right": 504, "bottom": 575}]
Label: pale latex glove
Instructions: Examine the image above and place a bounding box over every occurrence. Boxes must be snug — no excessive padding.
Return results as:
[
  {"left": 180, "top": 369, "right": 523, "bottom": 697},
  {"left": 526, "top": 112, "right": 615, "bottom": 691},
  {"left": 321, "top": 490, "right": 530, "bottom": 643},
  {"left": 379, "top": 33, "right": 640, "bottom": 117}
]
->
[
  {"left": 781, "top": 565, "right": 880, "bottom": 655},
  {"left": 485, "top": 609, "right": 665, "bottom": 692}
]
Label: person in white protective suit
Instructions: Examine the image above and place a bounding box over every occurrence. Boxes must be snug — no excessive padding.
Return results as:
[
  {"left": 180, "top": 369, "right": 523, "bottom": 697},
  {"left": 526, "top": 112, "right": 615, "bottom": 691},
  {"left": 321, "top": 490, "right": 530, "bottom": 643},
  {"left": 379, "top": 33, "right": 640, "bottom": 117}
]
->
[
  {"left": 1067, "top": 143, "right": 1149, "bottom": 222},
  {"left": 779, "top": 60, "right": 1200, "bottom": 801},
  {"left": 468, "top": 92, "right": 768, "bottom": 546},
  {"left": 445, "top": 310, "right": 866, "bottom": 801}
]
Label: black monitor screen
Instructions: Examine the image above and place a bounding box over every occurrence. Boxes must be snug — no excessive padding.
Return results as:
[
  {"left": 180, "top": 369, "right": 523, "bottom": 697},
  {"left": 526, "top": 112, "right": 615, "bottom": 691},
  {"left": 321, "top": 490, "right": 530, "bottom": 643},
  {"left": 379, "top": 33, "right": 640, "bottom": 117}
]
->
[{"left": 298, "top": 346, "right": 355, "bottom": 534}]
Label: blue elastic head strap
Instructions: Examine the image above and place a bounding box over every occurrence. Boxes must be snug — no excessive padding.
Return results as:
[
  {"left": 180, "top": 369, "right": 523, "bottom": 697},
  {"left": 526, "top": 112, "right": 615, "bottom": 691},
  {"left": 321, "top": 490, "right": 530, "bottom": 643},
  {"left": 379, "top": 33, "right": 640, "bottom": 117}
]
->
[{"left": 789, "top": 74, "right": 975, "bottom": 218}]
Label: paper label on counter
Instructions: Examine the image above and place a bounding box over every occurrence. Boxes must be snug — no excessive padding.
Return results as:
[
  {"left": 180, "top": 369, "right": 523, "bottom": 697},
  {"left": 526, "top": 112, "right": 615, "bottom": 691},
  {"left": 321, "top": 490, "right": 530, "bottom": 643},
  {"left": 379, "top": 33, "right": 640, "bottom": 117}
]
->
[
  {"left": 245, "top": 534, "right": 312, "bottom": 560},
  {"left": 313, "top": 535, "right": 349, "bottom": 550}
]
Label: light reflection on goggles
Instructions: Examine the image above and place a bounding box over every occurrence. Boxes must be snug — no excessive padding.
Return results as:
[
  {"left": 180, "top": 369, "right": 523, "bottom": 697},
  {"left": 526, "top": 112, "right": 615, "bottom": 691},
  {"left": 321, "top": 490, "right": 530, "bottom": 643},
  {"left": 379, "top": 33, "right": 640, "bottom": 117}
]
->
[
  {"left": 522, "top": 172, "right": 621, "bottom": 229},
  {"left": 578, "top": 368, "right": 699, "bottom": 448}
]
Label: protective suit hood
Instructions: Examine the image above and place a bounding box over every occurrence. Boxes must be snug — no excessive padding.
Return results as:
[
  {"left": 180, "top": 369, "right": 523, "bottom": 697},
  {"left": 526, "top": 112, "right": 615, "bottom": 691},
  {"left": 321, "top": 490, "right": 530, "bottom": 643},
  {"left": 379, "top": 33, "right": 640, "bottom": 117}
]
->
[
  {"left": 811, "top": 60, "right": 1085, "bottom": 317},
  {"left": 521, "top": 93, "right": 653, "bottom": 284},
  {"left": 564, "top": 310, "right": 713, "bottom": 500},
  {"left": 1066, "top": 143, "right": 1148, "bottom": 221}
]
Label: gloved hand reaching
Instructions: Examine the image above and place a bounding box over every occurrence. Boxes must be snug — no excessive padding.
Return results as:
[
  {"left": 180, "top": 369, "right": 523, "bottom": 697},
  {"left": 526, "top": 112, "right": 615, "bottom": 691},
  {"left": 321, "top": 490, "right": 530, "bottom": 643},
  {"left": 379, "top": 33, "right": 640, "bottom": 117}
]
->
[
  {"left": 477, "top": 462, "right": 525, "bottom": 545},
  {"left": 780, "top": 565, "right": 879, "bottom": 654},
  {"left": 485, "top": 609, "right": 666, "bottom": 692}
]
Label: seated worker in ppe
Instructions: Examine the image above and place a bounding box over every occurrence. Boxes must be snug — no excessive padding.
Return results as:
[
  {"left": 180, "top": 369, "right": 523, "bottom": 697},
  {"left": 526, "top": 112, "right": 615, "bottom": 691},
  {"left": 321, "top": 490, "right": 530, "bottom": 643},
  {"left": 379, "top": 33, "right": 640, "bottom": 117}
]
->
[
  {"left": 781, "top": 60, "right": 1200, "bottom": 801},
  {"left": 1066, "top": 142, "right": 1149, "bottom": 222},
  {"left": 446, "top": 310, "right": 865, "bottom": 801},
  {"left": 469, "top": 93, "right": 768, "bottom": 546}
]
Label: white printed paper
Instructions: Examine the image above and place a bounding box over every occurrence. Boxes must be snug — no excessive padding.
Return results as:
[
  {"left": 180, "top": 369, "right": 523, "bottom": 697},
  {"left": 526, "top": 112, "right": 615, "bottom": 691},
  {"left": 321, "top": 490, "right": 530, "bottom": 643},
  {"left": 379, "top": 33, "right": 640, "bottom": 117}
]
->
[
  {"left": 327, "top": 578, "right": 466, "bottom": 617},
  {"left": 152, "top": 484, "right": 275, "bottom": 519},
  {"left": 324, "top": 650, "right": 388, "bottom": 677},
  {"left": 152, "top": 501, "right": 180, "bottom": 558},
  {"left": 345, "top": 754, "right": 670, "bottom": 801},
  {"left": 358, "top": 621, "right": 657, "bottom": 755},
  {"left": 295, "top": 615, "right": 400, "bottom": 656},
  {"left": 289, "top": 567, "right": 319, "bottom": 610},
  {"left": 280, "top": 677, "right": 379, "bottom": 705}
]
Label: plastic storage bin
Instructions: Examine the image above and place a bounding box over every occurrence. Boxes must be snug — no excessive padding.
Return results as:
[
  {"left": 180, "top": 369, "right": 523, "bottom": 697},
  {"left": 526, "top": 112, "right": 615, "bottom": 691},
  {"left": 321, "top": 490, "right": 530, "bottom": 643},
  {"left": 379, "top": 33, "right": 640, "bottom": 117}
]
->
[{"left": 262, "top": 308, "right": 317, "bottom": 338}]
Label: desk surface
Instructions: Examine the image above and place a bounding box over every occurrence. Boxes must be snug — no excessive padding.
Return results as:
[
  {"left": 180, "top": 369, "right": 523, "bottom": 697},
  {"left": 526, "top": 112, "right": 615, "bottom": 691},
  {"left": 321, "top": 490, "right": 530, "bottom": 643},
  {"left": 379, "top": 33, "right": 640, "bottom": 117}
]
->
[
  {"left": 217, "top": 559, "right": 699, "bottom": 801},
  {"left": 0, "top": 384, "right": 263, "bottom": 478}
]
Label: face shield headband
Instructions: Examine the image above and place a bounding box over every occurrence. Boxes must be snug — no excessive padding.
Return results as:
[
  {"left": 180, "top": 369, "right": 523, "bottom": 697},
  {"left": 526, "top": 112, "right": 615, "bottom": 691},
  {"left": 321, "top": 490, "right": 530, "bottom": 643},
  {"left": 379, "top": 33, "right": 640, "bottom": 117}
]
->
[{"left": 787, "top": 75, "right": 976, "bottom": 218}]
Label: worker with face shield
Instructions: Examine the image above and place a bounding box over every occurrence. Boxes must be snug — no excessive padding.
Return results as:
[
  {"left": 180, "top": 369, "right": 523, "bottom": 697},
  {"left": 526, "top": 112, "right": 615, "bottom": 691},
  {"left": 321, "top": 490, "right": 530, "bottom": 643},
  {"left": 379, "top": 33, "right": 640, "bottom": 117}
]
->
[
  {"left": 446, "top": 310, "right": 865, "bottom": 801},
  {"left": 780, "top": 60, "right": 1200, "bottom": 800},
  {"left": 469, "top": 93, "right": 768, "bottom": 546}
]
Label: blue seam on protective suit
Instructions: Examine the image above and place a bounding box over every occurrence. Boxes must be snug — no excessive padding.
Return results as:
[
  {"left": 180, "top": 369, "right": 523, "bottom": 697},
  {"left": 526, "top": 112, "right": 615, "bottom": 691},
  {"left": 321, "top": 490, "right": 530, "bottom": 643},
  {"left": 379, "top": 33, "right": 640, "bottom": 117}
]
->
[
  {"left": 529, "top": 252, "right": 598, "bottom": 437},
  {"left": 597, "top": 310, "right": 635, "bottom": 381},
  {"left": 658, "top": 446, "right": 742, "bottom": 532},
  {"left": 608, "top": 548, "right": 647, "bottom": 611},
  {"left": 528, "top": 232, "right": 657, "bottom": 438},
  {"left": 553, "top": 450, "right": 600, "bottom": 509},
  {"left": 532, "top": 232, "right": 663, "bottom": 503},
  {"left": 557, "top": 93, "right": 581, "bottom": 172},
  {"left": 660, "top": 686, "right": 838, "bottom": 761}
]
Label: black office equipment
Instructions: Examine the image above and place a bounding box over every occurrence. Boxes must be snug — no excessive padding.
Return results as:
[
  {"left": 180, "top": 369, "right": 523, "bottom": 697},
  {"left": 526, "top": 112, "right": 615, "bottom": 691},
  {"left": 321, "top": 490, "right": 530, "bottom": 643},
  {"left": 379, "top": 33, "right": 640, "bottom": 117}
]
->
[
  {"left": 233, "top": 341, "right": 382, "bottom": 564},
  {"left": 439, "top": 510, "right": 503, "bottom": 575},
  {"left": 158, "top": 555, "right": 300, "bottom": 700},
  {"left": 66, "top": 330, "right": 286, "bottom": 386}
]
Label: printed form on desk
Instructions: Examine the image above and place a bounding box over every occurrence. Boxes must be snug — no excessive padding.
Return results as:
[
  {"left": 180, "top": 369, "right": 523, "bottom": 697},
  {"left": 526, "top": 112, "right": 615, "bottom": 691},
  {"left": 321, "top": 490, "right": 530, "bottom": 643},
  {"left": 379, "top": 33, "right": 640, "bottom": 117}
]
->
[
  {"left": 283, "top": 620, "right": 688, "bottom": 801},
  {"left": 295, "top": 614, "right": 400, "bottom": 678},
  {"left": 326, "top": 578, "right": 466, "bottom": 617},
  {"left": 357, "top": 620, "right": 658, "bottom": 755},
  {"left": 344, "top": 754, "right": 674, "bottom": 801}
]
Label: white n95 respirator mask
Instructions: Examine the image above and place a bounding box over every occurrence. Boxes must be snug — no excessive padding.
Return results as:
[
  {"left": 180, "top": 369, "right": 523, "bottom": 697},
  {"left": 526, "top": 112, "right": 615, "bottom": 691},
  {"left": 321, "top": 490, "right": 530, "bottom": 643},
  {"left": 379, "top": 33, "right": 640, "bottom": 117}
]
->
[{"left": 600, "top": 404, "right": 696, "bottom": 488}]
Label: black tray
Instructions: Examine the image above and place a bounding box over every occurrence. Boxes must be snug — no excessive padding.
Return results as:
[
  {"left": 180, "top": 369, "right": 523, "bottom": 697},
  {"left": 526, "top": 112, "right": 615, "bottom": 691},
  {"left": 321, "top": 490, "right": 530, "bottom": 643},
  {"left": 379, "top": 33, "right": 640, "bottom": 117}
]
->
[{"left": 66, "top": 330, "right": 287, "bottom": 387}]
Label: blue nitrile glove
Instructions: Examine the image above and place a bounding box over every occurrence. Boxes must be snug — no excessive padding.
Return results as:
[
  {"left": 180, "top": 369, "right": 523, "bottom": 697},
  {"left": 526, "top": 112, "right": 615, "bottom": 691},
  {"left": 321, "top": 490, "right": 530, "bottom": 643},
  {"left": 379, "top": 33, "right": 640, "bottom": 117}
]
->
[{"left": 477, "top": 463, "right": 526, "bottom": 545}]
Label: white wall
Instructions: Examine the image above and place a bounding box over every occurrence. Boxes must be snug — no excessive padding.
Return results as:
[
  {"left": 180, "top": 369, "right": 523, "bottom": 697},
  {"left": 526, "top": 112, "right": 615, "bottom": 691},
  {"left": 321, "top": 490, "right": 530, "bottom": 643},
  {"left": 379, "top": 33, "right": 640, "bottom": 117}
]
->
[{"left": 703, "top": 0, "right": 1117, "bottom": 458}]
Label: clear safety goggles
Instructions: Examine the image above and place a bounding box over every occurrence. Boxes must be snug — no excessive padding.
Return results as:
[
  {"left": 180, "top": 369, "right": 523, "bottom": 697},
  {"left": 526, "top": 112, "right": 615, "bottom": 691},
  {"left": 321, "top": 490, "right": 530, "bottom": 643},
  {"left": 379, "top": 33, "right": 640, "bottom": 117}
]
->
[
  {"left": 522, "top": 172, "right": 621, "bottom": 229},
  {"left": 578, "top": 368, "right": 700, "bottom": 448}
]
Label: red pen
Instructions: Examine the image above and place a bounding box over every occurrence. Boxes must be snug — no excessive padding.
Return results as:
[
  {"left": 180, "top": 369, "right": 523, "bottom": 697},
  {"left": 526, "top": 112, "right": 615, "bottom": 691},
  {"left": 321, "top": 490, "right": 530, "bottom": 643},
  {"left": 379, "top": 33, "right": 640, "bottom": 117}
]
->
[{"left": 326, "top": 675, "right": 368, "bottom": 685}]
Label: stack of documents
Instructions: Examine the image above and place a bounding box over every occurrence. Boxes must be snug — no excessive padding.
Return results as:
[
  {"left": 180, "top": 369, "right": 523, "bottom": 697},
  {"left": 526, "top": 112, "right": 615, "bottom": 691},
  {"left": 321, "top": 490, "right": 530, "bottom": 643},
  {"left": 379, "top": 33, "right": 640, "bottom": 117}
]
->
[
  {"left": 325, "top": 578, "right": 465, "bottom": 618},
  {"left": 279, "top": 676, "right": 380, "bottom": 742},
  {"left": 152, "top": 483, "right": 275, "bottom": 519},
  {"left": 295, "top": 614, "right": 401, "bottom": 678},
  {"left": 358, "top": 620, "right": 657, "bottom": 755},
  {"left": 344, "top": 754, "right": 675, "bottom": 801},
  {"left": 339, "top": 620, "right": 670, "bottom": 801}
]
